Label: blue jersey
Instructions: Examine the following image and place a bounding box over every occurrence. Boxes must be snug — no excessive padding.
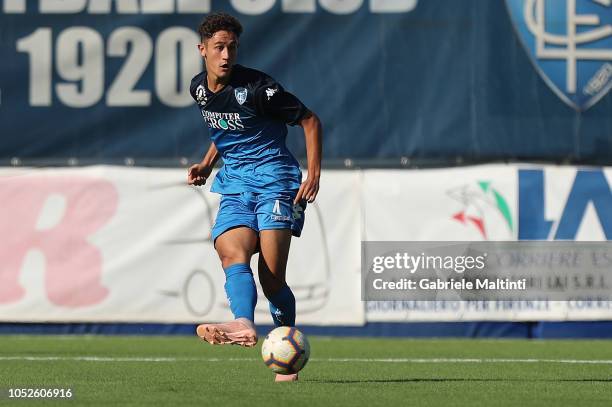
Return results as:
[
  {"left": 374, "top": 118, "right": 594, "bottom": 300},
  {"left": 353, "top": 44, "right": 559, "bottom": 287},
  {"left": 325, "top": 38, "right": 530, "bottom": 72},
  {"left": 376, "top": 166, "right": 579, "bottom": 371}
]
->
[{"left": 190, "top": 65, "right": 309, "bottom": 194}]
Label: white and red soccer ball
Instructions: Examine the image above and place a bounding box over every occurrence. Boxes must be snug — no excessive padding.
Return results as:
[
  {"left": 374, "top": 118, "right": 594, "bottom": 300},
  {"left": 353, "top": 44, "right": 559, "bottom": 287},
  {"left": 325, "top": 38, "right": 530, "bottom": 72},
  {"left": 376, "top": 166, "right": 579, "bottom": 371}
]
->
[{"left": 261, "top": 327, "right": 310, "bottom": 374}]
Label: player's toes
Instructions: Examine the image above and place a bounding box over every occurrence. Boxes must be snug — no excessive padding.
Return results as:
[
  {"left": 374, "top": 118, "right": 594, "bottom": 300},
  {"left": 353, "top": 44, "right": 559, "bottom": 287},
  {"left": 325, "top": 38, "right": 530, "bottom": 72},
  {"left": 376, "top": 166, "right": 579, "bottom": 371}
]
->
[
  {"left": 196, "top": 324, "right": 221, "bottom": 345},
  {"left": 196, "top": 324, "right": 207, "bottom": 339}
]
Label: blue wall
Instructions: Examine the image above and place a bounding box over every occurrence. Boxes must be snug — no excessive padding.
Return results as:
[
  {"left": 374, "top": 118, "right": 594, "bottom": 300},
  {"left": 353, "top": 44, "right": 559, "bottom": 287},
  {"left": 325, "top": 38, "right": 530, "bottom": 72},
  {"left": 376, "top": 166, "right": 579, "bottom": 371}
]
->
[{"left": 1, "top": 1, "right": 611, "bottom": 164}]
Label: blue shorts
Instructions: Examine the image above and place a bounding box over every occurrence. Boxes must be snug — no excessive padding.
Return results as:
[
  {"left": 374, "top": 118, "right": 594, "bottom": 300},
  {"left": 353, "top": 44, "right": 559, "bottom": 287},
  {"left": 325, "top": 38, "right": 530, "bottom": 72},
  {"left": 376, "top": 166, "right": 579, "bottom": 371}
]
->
[{"left": 212, "top": 192, "right": 307, "bottom": 243}]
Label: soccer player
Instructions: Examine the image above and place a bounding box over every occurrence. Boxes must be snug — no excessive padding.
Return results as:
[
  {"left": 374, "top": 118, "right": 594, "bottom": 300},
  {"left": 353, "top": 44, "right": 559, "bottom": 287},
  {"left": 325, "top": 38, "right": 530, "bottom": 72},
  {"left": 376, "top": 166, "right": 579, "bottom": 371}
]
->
[{"left": 187, "top": 13, "right": 322, "bottom": 381}]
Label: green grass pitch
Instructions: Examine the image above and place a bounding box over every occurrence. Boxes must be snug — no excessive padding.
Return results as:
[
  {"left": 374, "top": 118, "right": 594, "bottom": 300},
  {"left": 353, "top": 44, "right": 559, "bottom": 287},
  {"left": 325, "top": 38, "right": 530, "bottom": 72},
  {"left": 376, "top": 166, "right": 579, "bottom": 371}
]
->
[{"left": 0, "top": 335, "right": 611, "bottom": 406}]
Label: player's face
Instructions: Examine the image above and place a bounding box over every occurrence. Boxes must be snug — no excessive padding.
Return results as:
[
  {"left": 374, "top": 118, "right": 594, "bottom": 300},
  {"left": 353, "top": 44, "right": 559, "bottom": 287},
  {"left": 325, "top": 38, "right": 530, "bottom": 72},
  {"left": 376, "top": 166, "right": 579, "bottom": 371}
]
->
[{"left": 199, "top": 31, "right": 238, "bottom": 81}]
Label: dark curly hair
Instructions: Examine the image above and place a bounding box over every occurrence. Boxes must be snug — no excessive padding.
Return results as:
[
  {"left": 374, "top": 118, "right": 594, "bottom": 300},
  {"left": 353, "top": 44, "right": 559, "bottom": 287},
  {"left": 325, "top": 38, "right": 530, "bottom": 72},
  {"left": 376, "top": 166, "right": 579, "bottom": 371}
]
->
[{"left": 198, "top": 13, "right": 243, "bottom": 42}]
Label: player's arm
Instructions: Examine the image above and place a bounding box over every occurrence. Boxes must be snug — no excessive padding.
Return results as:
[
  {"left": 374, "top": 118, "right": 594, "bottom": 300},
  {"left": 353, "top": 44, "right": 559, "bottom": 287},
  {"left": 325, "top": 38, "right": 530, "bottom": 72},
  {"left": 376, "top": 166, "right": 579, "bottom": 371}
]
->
[
  {"left": 253, "top": 78, "right": 323, "bottom": 203},
  {"left": 187, "top": 142, "right": 220, "bottom": 186},
  {"left": 294, "top": 111, "right": 322, "bottom": 204}
]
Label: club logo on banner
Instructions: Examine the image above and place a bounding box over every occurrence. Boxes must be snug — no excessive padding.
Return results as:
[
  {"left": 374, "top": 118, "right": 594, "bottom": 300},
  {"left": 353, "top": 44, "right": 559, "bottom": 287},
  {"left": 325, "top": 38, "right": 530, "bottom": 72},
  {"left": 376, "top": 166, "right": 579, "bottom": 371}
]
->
[{"left": 505, "top": 0, "right": 612, "bottom": 111}]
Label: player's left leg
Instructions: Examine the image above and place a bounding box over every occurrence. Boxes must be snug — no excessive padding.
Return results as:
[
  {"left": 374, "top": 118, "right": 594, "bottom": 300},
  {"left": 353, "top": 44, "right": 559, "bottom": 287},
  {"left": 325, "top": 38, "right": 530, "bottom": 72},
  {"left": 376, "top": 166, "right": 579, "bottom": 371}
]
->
[{"left": 258, "top": 229, "right": 295, "bottom": 327}]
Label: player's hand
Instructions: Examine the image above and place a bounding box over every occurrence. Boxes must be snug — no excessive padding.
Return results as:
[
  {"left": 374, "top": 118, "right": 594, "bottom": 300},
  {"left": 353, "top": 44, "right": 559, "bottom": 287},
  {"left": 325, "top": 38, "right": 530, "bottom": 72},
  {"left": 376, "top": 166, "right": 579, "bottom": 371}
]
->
[
  {"left": 294, "top": 175, "right": 319, "bottom": 204},
  {"left": 187, "top": 164, "right": 211, "bottom": 186}
]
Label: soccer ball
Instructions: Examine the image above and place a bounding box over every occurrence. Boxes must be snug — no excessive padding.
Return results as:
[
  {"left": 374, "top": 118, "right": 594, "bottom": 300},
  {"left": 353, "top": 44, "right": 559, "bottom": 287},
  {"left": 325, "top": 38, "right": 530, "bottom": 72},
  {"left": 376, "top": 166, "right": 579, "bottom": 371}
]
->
[{"left": 261, "top": 327, "right": 310, "bottom": 374}]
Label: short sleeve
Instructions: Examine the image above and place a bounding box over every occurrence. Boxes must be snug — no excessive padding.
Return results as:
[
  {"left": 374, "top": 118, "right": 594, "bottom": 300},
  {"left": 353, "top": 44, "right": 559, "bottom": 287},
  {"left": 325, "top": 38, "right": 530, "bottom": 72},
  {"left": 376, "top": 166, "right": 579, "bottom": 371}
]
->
[
  {"left": 253, "top": 78, "right": 309, "bottom": 126},
  {"left": 190, "top": 72, "right": 206, "bottom": 104}
]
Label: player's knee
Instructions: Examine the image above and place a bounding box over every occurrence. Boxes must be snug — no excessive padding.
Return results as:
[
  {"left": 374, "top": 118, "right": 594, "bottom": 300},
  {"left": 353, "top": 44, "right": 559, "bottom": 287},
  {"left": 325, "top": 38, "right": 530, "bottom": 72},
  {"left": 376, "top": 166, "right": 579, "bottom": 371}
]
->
[{"left": 217, "top": 248, "right": 251, "bottom": 269}]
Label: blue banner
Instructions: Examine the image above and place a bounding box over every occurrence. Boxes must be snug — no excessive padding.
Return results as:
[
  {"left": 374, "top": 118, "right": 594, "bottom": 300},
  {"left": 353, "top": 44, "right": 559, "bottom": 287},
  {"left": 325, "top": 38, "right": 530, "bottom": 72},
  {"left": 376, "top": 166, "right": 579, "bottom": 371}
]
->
[{"left": 0, "top": 0, "right": 610, "bottom": 164}]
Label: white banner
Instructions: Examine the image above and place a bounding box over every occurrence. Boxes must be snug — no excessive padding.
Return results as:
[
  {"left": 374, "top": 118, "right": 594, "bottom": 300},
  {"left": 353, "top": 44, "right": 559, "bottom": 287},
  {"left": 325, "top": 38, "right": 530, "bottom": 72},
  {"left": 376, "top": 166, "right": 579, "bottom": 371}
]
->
[
  {"left": 0, "top": 166, "right": 363, "bottom": 324},
  {"left": 1, "top": 164, "right": 610, "bottom": 323},
  {"left": 362, "top": 166, "right": 518, "bottom": 241},
  {"left": 362, "top": 165, "right": 612, "bottom": 321}
]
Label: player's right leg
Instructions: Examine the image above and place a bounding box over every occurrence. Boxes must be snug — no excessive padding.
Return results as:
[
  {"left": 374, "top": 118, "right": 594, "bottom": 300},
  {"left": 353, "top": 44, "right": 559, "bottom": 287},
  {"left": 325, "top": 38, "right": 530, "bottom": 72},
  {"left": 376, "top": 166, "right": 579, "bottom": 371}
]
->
[
  {"left": 197, "top": 227, "right": 259, "bottom": 346},
  {"left": 196, "top": 194, "right": 259, "bottom": 347}
]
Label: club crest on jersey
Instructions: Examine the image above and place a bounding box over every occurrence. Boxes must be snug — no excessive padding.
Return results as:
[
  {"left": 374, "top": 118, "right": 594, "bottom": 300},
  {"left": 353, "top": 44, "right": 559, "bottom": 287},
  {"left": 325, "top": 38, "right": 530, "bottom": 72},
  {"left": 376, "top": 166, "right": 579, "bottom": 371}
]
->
[
  {"left": 234, "top": 87, "right": 248, "bottom": 105},
  {"left": 505, "top": 0, "right": 612, "bottom": 111}
]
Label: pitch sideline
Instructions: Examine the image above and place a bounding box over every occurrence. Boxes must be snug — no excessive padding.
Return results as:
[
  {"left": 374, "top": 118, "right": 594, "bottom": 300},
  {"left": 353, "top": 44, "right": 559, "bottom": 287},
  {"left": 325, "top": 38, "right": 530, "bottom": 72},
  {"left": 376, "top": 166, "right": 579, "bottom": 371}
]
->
[{"left": 1, "top": 356, "right": 612, "bottom": 364}]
